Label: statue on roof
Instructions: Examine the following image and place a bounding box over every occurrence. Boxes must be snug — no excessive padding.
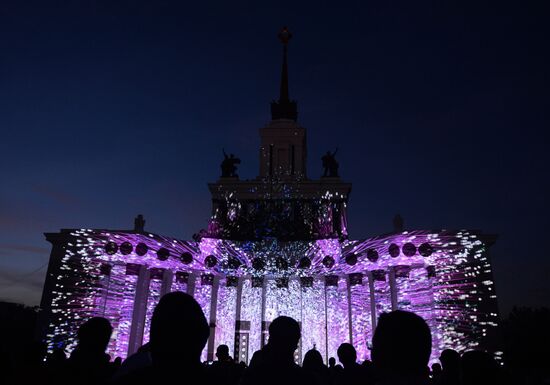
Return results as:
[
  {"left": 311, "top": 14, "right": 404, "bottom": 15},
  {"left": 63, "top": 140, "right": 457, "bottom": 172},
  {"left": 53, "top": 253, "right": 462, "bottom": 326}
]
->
[
  {"left": 134, "top": 214, "right": 145, "bottom": 232},
  {"left": 322, "top": 149, "right": 339, "bottom": 177},
  {"left": 221, "top": 149, "right": 241, "bottom": 178}
]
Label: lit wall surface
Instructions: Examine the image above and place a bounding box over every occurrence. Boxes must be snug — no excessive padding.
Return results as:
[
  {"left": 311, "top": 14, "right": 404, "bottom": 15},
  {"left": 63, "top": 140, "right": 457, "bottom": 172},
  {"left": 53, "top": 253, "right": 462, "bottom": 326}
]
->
[{"left": 40, "top": 229, "right": 500, "bottom": 364}]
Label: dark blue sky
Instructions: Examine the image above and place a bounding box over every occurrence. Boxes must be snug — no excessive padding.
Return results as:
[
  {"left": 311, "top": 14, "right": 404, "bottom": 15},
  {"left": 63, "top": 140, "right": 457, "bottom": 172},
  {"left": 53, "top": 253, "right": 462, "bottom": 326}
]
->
[{"left": 0, "top": 0, "right": 548, "bottom": 314}]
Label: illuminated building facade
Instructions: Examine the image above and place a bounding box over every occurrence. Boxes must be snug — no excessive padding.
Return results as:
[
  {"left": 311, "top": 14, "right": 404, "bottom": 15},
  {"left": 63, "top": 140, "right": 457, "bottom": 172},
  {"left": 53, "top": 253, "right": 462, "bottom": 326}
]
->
[{"left": 39, "top": 29, "right": 500, "bottom": 364}]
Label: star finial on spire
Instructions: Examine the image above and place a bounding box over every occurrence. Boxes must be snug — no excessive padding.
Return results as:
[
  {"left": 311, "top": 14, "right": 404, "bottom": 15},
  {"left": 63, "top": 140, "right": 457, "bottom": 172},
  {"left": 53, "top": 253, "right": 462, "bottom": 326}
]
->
[{"left": 278, "top": 26, "right": 292, "bottom": 45}]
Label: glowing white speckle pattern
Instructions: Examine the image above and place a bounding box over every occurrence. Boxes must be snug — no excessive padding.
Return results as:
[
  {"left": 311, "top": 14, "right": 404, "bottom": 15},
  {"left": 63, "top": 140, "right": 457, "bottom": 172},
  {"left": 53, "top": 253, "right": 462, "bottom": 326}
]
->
[
  {"left": 41, "top": 229, "right": 500, "bottom": 363},
  {"left": 300, "top": 278, "right": 327, "bottom": 361},
  {"left": 326, "top": 277, "right": 350, "bottom": 361},
  {"left": 214, "top": 279, "right": 237, "bottom": 358},
  {"left": 241, "top": 279, "right": 263, "bottom": 358}
]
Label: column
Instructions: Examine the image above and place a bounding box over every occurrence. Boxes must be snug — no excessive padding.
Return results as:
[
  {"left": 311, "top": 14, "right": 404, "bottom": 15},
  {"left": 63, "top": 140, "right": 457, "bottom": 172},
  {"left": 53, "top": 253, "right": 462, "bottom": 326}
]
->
[
  {"left": 367, "top": 271, "right": 377, "bottom": 331},
  {"left": 348, "top": 273, "right": 372, "bottom": 361},
  {"left": 207, "top": 276, "right": 220, "bottom": 361},
  {"left": 300, "top": 277, "right": 327, "bottom": 362},
  {"left": 325, "top": 275, "right": 350, "bottom": 361},
  {"left": 160, "top": 269, "right": 173, "bottom": 296},
  {"left": 389, "top": 267, "right": 398, "bottom": 311},
  {"left": 141, "top": 268, "right": 164, "bottom": 346},
  {"left": 194, "top": 273, "right": 214, "bottom": 362},
  {"left": 127, "top": 265, "right": 150, "bottom": 355},
  {"left": 113, "top": 263, "right": 141, "bottom": 359},
  {"left": 240, "top": 277, "right": 263, "bottom": 361},
  {"left": 215, "top": 276, "right": 238, "bottom": 361},
  {"left": 102, "top": 264, "right": 126, "bottom": 358}
]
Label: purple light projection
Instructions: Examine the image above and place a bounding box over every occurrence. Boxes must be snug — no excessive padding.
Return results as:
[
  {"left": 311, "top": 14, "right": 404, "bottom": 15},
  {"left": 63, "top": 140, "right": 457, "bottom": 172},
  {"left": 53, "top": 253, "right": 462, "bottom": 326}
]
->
[
  {"left": 42, "top": 229, "right": 500, "bottom": 364},
  {"left": 214, "top": 278, "right": 237, "bottom": 357},
  {"left": 102, "top": 264, "right": 125, "bottom": 356},
  {"left": 325, "top": 276, "right": 351, "bottom": 361},
  {"left": 115, "top": 270, "right": 138, "bottom": 357},
  {"left": 241, "top": 279, "right": 263, "bottom": 358},
  {"left": 193, "top": 276, "right": 213, "bottom": 362},
  {"left": 142, "top": 275, "right": 163, "bottom": 346},
  {"left": 300, "top": 278, "right": 327, "bottom": 361},
  {"left": 350, "top": 276, "right": 372, "bottom": 361}
]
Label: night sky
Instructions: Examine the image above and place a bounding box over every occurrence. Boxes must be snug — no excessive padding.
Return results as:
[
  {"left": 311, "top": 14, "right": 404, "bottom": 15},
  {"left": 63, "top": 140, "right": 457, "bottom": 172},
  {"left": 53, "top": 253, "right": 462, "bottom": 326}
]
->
[{"left": 0, "top": 1, "right": 548, "bottom": 315}]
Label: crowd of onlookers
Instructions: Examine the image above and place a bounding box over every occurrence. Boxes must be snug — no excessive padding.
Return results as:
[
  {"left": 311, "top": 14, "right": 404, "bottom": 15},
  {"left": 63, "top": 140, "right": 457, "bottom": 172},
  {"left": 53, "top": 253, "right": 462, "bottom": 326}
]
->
[{"left": 0, "top": 292, "right": 544, "bottom": 385}]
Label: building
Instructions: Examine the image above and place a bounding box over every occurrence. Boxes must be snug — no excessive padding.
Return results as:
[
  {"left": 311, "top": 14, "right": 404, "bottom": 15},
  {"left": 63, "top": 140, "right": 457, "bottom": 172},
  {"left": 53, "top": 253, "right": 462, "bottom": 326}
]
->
[{"left": 39, "top": 29, "right": 500, "bottom": 364}]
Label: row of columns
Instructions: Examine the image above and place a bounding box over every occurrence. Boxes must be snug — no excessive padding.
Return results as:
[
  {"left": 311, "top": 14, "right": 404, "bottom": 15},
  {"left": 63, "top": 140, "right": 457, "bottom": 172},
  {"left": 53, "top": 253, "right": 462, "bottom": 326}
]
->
[{"left": 112, "top": 263, "right": 429, "bottom": 362}]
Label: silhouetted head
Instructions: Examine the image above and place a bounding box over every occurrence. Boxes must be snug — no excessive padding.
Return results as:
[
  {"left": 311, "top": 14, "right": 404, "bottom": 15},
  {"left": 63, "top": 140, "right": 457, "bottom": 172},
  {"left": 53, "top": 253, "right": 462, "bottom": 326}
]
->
[
  {"left": 150, "top": 292, "right": 209, "bottom": 365},
  {"left": 432, "top": 362, "right": 442, "bottom": 375},
  {"left": 328, "top": 357, "right": 336, "bottom": 368},
  {"left": 216, "top": 344, "right": 230, "bottom": 361},
  {"left": 461, "top": 351, "right": 498, "bottom": 385},
  {"left": 337, "top": 343, "right": 357, "bottom": 367},
  {"left": 372, "top": 310, "right": 432, "bottom": 377},
  {"left": 77, "top": 317, "right": 112, "bottom": 354},
  {"left": 440, "top": 349, "right": 460, "bottom": 372},
  {"left": 302, "top": 349, "right": 324, "bottom": 371},
  {"left": 267, "top": 316, "right": 300, "bottom": 354}
]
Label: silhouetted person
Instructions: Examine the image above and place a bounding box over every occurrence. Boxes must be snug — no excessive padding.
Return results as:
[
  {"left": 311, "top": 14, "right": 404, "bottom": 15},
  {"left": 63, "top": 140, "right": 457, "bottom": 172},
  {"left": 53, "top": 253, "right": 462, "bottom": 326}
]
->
[
  {"left": 112, "top": 342, "right": 152, "bottom": 381},
  {"left": 328, "top": 356, "right": 343, "bottom": 384},
  {"left": 362, "top": 359, "right": 376, "bottom": 383},
  {"left": 431, "top": 363, "right": 442, "bottom": 384},
  {"left": 240, "top": 316, "right": 313, "bottom": 385},
  {"left": 302, "top": 349, "right": 330, "bottom": 385},
  {"left": 461, "top": 351, "right": 499, "bottom": 385},
  {"left": 335, "top": 343, "right": 366, "bottom": 385},
  {"left": 64, "top": 316, "right": 115, "bottom": 385},
  {"left": 45, "top": 347, "right": 67, "bottom": 382},
  {"left": 215, "top": 344, "right": 231, "bottom": 362},
  {"left": 372, "top": 310, "right": 432, "bottom": 385},
  {"left": 210, "top": 344, "right": 241, "bottom": 385},
  {"left": 114, "top": 292, "right": 211, "bottom": 384},
  {"left": 439, "top": 349, "right": 460, "bottom": 385}
]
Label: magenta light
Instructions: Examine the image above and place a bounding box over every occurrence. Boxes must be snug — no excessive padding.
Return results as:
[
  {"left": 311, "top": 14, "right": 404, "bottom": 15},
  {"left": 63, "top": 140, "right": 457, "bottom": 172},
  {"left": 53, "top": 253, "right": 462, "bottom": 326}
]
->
[{"left": 42, "top": 229, "right": 499, "bottom": 364}]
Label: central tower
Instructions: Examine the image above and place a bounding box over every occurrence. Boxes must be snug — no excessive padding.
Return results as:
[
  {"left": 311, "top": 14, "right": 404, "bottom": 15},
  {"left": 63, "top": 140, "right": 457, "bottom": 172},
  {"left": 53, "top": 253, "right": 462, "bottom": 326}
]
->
[
  {"left": 259, "top": 27, "right": 307, "bottom": 179},
  {"left": 205, "top": 28, "right": 351, "bottom": 241}
]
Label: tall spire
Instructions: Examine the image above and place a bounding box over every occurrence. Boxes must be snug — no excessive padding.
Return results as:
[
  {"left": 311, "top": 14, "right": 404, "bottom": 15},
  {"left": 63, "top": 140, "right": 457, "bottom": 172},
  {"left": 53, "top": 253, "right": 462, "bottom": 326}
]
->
[
  {"left": 271, "top": 27, "right": 298, "bottom": 121},
  {"left": 279, "top": 27, "right": 291, "bottom": 103}
]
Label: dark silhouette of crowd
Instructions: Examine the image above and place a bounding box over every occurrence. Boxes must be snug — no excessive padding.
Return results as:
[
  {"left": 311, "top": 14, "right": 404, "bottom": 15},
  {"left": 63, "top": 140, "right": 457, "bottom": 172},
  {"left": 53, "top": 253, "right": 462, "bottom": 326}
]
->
[{"left": 2, "top": 294, "right": 546, "bottom": 385}]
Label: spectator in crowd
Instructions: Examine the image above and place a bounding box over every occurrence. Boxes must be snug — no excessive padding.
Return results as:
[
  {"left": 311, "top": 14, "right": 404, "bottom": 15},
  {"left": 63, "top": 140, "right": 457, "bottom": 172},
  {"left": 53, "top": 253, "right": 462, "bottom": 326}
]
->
[
  {"left": 372, "top": 310, "right": 432, "bottom": 385},
  {"left": 111, "top": 342, "right": 151, "bottom": 381},
  {"left": 209, "top": 344, "right": 242, "bottom": 385},
  {"left": 114, "top": 292, "right": 212, "bottom": 384},
  {"left": 64, "top": 317, "right": 116, "bottom": 385},
  {"left": 439, "top": 349, "right": 460, "bottom": 385},
  {"left": 335, "top": 343, "right": 367, "bottom": 385},
  {"left": 461, "top": 350, "right": 499, "bottom": 385},
  {"left": 240, "top": 316, "right": 313, "bottom": 385},
  {"left": 302, "top": 348, "right": 330, "bottom": 385},
  {"left": 431, "top": 362, "right": 442, "bottom": 384}
]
